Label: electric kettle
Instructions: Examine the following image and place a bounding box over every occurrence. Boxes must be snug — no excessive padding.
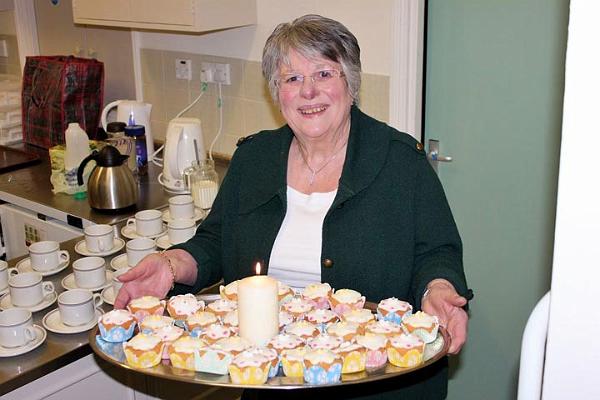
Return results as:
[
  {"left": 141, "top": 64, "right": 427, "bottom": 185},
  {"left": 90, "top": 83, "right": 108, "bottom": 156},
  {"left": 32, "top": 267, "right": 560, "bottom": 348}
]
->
[
  {"left": 157, "top": 117, "right": 205, "bottom": 193},
  {"left": 100, "top": 100, "right": 154, "bottom": 160},
  {"left": 77, "top": 145, "right": 138, "bottom": 211}
]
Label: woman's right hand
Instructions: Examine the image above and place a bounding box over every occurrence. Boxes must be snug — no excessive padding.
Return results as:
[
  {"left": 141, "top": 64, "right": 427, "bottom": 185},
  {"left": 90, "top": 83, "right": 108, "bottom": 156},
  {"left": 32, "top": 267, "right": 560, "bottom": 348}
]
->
[{"left": 113, "top": 253, "right": 174, "bottom": 309}]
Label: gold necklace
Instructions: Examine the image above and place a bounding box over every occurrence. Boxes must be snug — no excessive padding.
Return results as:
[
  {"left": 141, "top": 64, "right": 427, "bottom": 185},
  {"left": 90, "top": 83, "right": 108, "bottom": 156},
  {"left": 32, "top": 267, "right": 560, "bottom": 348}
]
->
[{"left": 296, "top": 135, "right": 349, "bottom": 186}]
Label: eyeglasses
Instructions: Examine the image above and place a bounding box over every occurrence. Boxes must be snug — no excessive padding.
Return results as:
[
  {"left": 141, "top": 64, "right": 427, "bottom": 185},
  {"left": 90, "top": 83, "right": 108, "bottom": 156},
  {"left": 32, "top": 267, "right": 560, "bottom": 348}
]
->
[{"left": 276, "top": 69, "right": 345, "bottom": 89}]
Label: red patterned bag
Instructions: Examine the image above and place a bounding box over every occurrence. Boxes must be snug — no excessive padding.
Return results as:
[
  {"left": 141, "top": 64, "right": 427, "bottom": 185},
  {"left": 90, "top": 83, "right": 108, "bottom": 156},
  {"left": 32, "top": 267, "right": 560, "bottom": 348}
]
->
[{"left": 21, "top": 56, "right": 104, "bottom": 148}]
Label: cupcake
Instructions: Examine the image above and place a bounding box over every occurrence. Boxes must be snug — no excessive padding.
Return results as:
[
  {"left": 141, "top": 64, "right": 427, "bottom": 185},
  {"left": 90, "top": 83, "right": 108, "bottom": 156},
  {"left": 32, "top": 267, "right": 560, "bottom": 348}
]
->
[
  {"left": 250, "top": 347, "right": 280, "bottom": 378},
  {"left": 281, "top": 297, "right": 315, "bottom": 320},
  {"left": 139, "top": 315, "right": 174, "bottom": 334},
  {"left": 123, "top": 333, "right": 164, "bottom": 368},
  {"left": 326, "top": 321, "right": 362, "bottom": 342},
  {"left": 355, "top": 334, "right": 388, "bottom": 369},
  {"left": 127, "top": 296, "right": 166, "bottom": 324},
  {"left": 268, "top": 333, "right": 305, "bottom": 355},
  {"left": 154, "top": 324, "right": 186, "bottom": 359},
  {"left": 228, "top": 349, "right": 271, "bottom": 385},
  {"left": 335, "top": 342, "right": 367, "bottom": 373},
  {"left": 285, "top": 320, "right": 320, "bottom": 340},
  {"left": 329, "top": 288, "right": 366, "bottom": 316},
  {"left": 307, "top": 334, "right": 343, "bottom": 351},
  {"left": 206, "top": 299, "right": 237, "bottom": 318},
  {"left": 365, "top": 319, "right": 402, "bottom": 338},
  {"left": 186, "top": 311, "right": 218, "bottom": 336},
  {"left": 167, "top": 294, "right": 205, "bottom": 320},
  {"left": 98, "top": 309, "right": 136, "bottom": 342},
  {"left": 306, "top": 309, "right": 339, "bottom": 332},
  {"left": 341, "top": 308, "right": 375, "bottom": 330},
  {"left": 303, "top": 349, "right": 343, "bottom": 385},
  {"left": 222, "top": 310, "right": 239, "bottom": 334},
  {"left": 377, "top": 297, "right": 413, "bottom": 324},
  {"left": 279, "top": 311, "right": 294, "bottom": 331},
  {"left": 302, "top": 282, "right": 332, "bottom": 309},
  {"left": 200, "top": 323, "right": 233, "bottom": 344},
  {"left": 219, "top": 280, "right": 239, "bottom": 301},
  {"left": 387, "top": 333, "right": 425, "bottom": 368},
  {"left": 196, "top": 346, "right": 233, "bottom": 375},
  {"left": 402, "top": 311, "right": 439, "bottom": 343},
  {"left": 278, "top": 281, "right": 294, "bottom": 304},
  {"left": 214, "top": 336, "right": 252, "bottom": 357},
  {"left": 280, "top": 346, "right": 308, "bottom": 378},
  {"left": 168, "top": 335, "right": 206, "bottom": 371}
]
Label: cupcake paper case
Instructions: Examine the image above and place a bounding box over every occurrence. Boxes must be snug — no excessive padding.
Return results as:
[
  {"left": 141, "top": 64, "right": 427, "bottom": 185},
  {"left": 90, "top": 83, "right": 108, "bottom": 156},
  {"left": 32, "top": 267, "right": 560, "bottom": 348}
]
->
[
  {"left": 98, "top": 309, "right": 137, "bottom": 343},
  {"left": 228, "top": 350, "right": 271, "bottom": 385},
  {"left": 303, "top": 349, "right": 343, "bottom": 385},
  {"left": 123, "top": 333, "right": 165, "bottom": 369}
]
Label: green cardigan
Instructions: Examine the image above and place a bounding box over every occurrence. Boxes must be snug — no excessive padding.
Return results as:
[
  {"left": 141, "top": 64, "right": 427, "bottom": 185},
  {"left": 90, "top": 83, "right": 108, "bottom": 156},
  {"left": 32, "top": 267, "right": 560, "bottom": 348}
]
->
[{"left": 172, "top": 106, "right": 469, "bottom": 399}]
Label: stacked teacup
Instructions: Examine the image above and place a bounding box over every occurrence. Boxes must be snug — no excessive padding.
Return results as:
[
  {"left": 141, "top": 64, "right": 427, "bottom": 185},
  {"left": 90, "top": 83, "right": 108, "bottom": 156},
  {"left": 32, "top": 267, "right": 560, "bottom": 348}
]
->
[{"left": 164, "top": 195, "right": 197, "bottom": 246}]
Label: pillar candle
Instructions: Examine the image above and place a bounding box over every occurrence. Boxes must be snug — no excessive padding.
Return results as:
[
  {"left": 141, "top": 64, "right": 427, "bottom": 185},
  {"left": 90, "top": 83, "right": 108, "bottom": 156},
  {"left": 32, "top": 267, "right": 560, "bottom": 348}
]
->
[{"left": 237, "top": 263, "right": 279, "bottom": 346}]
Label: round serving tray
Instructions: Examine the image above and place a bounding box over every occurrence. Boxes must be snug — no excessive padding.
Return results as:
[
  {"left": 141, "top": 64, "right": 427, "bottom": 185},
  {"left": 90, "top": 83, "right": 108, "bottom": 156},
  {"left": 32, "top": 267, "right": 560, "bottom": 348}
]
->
[{"left": 88, "top": 304, "right": 449, "bottom": 389}]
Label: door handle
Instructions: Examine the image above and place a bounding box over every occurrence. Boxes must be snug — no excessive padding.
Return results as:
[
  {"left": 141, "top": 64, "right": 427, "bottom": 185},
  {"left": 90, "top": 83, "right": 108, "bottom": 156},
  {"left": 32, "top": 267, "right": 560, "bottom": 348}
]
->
[{"left": 427, "top": 139, "right": 452, "bottom": 173}]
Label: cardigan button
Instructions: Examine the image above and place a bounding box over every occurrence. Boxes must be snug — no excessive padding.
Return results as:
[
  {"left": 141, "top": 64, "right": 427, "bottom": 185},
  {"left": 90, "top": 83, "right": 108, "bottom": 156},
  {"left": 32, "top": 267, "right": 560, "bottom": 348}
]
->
[
  {"left": 322, "top": 258, "right": 334, "bottom": 268},
  {"left": 416, "top": 142, "right": 424, "bottom": 151}
]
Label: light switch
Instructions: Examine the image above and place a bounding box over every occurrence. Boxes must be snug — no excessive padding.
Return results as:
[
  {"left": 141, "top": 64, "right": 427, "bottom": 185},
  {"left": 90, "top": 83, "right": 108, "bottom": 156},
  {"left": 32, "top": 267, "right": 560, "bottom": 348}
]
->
[{"left": 176, "top": 59, "right": 192, "bottom": 80}]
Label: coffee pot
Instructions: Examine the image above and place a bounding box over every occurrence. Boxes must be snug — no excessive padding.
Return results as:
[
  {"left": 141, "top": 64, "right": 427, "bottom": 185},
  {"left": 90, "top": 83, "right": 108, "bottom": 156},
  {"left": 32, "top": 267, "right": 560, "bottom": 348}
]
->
[{"left": 77, "top": 145, "right": 138, "bottom": 211}]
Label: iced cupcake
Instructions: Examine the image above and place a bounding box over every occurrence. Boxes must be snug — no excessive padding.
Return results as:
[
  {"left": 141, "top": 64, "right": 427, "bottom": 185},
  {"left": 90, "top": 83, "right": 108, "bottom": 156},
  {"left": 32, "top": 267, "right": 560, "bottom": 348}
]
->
[
  {"left": 222, "top": 310, "right": 239, "bottom": 334},
  {"left": 355, "top": 334, "right": 388, "bottom": 369},
  {"left": 329, "top": 289, "right": 365, "bottom": 316},
  {"left": 139, "top": 315, "right": 174, "bottom": 334},
  {"left": 123, "top": 333, "right": 164, "bottom": 368},
  {"left": 387, "top": 333, "right": 425, "bottom": 368},
  {"left": 278, "top": 281, "right": 295, "bottom": 304},
  {"left": 250, "top": 347, "right": 280, "bottom": 378},
  {"left": 280, "top": 346, "right": 308, "bottom": 378},
  {"left": 127, "top": 296, "right": 166, "bottom": 324},
  {"left": 341, "top": 308, "right": 375, "bottom": 330},
  {"left": 279, "top": 311, "right": 294, "bottom": 331},
  {"left": 186, "top": 311, "right": 218, "bottom": 336},
  {"left": 167, "top": 294, "right": 205, "bottom": 320},
  {"left": 365, "top": 319, "right": 403, "bottom": 338},
  {"left": 268, "top": 333, "right": 305, "bottom": 355},
  {"left": 307, "top": 334, "right": 343, "bottom": 351},
  {"left": 154, "top": 324, "right": 186, "bottom": 359},
  {"left": 306, "top": 309, "right": 339, "bottom": 333},
  {"left": 200, "top": 323, "right": 233, "bottom": 345},
  {"left": 285, "top": 320, "right": 320, "bottom": 340},
  {"left": 302, "top": 282, "right": 332, "bottom": 310},
  {"left": 303, "top": 349, "right": 343, "bottom": 385},
  {"left": 281, "top": 297, "right": 315, "bottom": 320},
  {"left": 98, "top": 309, "right": 136, "bottom": 342},
  {"left": 168, "top": 335, "right": 206, "bottom": 371},
  {"left": 377, "top": 297, "right": 413, "bottom": 324},
  {"left": 196, "top": 346, "right": 233, "bottom": 375},
  {"left": 214, "top": 336, "right": 252, "bottom": 357},
  {"left": 228, "top": 349, "right": 271, "bottom": 385},
  {"left": 206, "top": 299, "right": 237, "bottom": 318},
  {"left": 402, "top": 311, "right": 439, "bottom": 343},
  {"left": 219, "top": 280, "right": 239, "bottom": 301},
  {"left": 326, "top": 321, "right": 362, "bottom": 342},
  {"left": 335, "top": 342, "right": 367, "bottom": 373}
]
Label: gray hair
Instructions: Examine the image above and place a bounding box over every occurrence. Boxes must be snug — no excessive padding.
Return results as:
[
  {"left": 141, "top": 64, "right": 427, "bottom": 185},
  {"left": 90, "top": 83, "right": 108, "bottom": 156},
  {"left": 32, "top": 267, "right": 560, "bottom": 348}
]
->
[{"left": 262, "top": 14, "right": 361, "bottom": 104}]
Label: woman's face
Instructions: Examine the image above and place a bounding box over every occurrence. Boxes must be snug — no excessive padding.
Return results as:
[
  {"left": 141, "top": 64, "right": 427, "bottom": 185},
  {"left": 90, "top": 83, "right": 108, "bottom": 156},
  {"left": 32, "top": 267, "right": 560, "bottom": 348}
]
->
[{"left": 278, "top": 49, "right": 353, "bottom": 142}]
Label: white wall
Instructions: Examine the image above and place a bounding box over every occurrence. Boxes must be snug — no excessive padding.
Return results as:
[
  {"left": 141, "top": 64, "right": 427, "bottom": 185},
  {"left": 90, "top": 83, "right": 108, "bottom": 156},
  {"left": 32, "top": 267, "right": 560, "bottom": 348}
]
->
[
  {"left": 542, "top": 1, "right": 600, "bottom": 398},
  {"left": 138, "top": 0, "right": 393, "bottom": 75}
]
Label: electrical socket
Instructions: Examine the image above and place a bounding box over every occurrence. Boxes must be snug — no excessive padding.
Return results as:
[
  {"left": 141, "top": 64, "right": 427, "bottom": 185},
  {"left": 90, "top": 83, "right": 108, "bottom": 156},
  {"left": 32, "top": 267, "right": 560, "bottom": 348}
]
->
[
  {"left": 201, "top": 62, "right": 231, "bottom": 85},
  {"left": 176, "top": 59, "right": 192, "bottom": 80}
]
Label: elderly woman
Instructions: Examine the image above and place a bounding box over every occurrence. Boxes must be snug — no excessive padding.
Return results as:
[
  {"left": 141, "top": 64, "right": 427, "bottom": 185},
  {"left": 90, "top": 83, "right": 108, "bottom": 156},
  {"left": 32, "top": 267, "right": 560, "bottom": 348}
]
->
[{"left": 116, "top": 14, "right": 471, "bottom": 400}]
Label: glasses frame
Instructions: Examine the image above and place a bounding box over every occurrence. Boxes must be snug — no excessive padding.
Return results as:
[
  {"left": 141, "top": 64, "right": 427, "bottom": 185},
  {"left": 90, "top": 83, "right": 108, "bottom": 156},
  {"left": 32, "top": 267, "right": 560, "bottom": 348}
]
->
[{"left": 275, "top": 69, "right": 345, "bottom": 89}]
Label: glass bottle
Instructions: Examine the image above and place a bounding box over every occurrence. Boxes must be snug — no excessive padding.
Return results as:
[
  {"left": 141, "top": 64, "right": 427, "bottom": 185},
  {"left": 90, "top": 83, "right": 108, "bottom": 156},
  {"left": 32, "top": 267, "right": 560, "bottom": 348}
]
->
[
  {"left": 124, "top": 125, "right": 148, "bottom": 176},
  {"left": 184, "top": 159, "right": 219, "bottom": 210}
]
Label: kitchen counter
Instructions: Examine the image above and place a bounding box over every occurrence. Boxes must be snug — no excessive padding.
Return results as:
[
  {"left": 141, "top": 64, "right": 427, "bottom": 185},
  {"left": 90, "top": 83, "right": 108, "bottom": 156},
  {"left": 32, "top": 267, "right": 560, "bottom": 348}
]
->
[{"left": 0, "top": 143, "right": 172, "bottom": 227}]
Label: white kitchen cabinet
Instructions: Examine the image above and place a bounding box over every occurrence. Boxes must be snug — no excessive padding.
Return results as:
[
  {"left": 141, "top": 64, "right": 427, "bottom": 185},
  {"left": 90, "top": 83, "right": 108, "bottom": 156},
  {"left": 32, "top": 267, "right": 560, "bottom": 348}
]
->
[{"left": 72, "top": 0, "right": 256, "bottom": 33}]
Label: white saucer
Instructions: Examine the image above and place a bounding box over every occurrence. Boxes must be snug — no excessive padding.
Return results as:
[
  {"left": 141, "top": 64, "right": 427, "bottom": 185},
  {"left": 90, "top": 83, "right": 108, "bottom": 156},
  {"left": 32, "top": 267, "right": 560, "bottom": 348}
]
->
[
  {"left": 156, "top": 234, "right": 173, "bottom": 250},
  {"left": 110, "top": 254, "right": 130, "bottom": 270},
  {"left": 61, "top": 271, "right": 114, "bottom": 292},
  {"left": 162, "top": 208, "right": 205, "bottom": 223},
  {"left": 16, "top": 257, "right": 70, "bottom": 277},
  {"left": 42, "top": 308, "right": 103, "bottom": 334},
  {"left": 0, "top": 292, "right": 58, "bottom": 312},
  {"left": 121, "top": 223, "right": 167, "bottom": 240},
  {"left": 0, "top": 325, "right": 46, "bottom": 357},
  {"left": 74, "top": 238, "right": 126, "bottom": 257},
  {"left": 101, "top": 286, "right": 116, "bottom": 306}
]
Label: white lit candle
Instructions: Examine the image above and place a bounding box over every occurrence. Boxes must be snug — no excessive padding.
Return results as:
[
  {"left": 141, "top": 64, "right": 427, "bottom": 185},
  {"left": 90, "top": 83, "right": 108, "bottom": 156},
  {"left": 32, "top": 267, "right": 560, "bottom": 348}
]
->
[{"left": 237, "top": 263, "right": 279, "bottom": 346}]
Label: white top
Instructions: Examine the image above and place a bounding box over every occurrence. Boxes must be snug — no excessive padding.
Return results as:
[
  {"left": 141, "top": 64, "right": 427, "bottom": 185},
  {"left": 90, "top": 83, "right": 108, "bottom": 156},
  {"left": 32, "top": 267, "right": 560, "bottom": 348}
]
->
[{"left": 269, "top": 186, "right": 337, "bottom": 290}]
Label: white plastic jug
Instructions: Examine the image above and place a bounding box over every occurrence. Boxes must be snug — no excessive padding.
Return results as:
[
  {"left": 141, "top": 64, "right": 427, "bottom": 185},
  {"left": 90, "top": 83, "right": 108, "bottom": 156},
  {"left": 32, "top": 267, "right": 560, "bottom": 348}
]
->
[
  {"left": 64, "top": 123, "right": 90, "bottom": 171},
  {"left": 100, "top": 100, "right": 154, "bottom": 161}
]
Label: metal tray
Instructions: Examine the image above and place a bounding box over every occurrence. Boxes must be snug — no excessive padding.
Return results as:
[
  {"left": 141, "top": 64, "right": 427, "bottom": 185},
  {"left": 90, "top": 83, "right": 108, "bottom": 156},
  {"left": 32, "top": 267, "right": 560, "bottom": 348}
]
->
[
  {"left": 89, "top": 304, "right": 449, "bottom": 390},
  {"left": 0, "top": 145, "right": 40, "bottom": 173}
]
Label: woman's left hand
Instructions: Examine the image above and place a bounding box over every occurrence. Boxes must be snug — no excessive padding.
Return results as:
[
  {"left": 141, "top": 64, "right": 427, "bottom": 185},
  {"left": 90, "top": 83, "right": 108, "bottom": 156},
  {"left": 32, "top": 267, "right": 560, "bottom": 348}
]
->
[{"left": 421, "top": 279, "right": 468, "bottom": 355}]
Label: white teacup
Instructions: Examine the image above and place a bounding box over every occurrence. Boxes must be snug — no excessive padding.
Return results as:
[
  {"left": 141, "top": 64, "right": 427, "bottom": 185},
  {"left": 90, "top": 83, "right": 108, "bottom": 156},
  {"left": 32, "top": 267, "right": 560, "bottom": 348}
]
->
[
  {"left": 127, "top": 209, "right": 163, "bottom": 237},
  {"left": 58, "top": 289, "right": 103, "bottom": 326},
  {"left": 0, "top": 260, "right": 18, "bottom": 291},
  {"left": 111, "top": 267, "right": 130, "bottom": 293},
  {"left": 0, "top": 308, "right": 37, "bottom": 348},
  {"left": 72, "top": 257, "right": 106, "bottom": 289},
  {"left": 28, "top": 241, "right": 69, "bottom": 272},
  {"left": 126, "top": 237, "right": 157, "bottom": 267},
  {"left": 9, "top": 272, "right": 55, "bottom": 307},
  {"left": 168, "top": 195, "right": 195, "bottom": 220},
  {"left": 167, "top": 218, "right": 196, "bottom": 245},
  {"left": 84, "top": 224, "right": 115, "bottom": 253}
]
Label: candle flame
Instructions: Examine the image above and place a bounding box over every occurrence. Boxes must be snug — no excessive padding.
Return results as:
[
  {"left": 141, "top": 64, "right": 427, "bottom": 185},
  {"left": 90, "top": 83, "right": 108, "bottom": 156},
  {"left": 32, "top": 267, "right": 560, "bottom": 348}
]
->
[{"left": 255, "top": 262, "right": 261, "bottom": 275}]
